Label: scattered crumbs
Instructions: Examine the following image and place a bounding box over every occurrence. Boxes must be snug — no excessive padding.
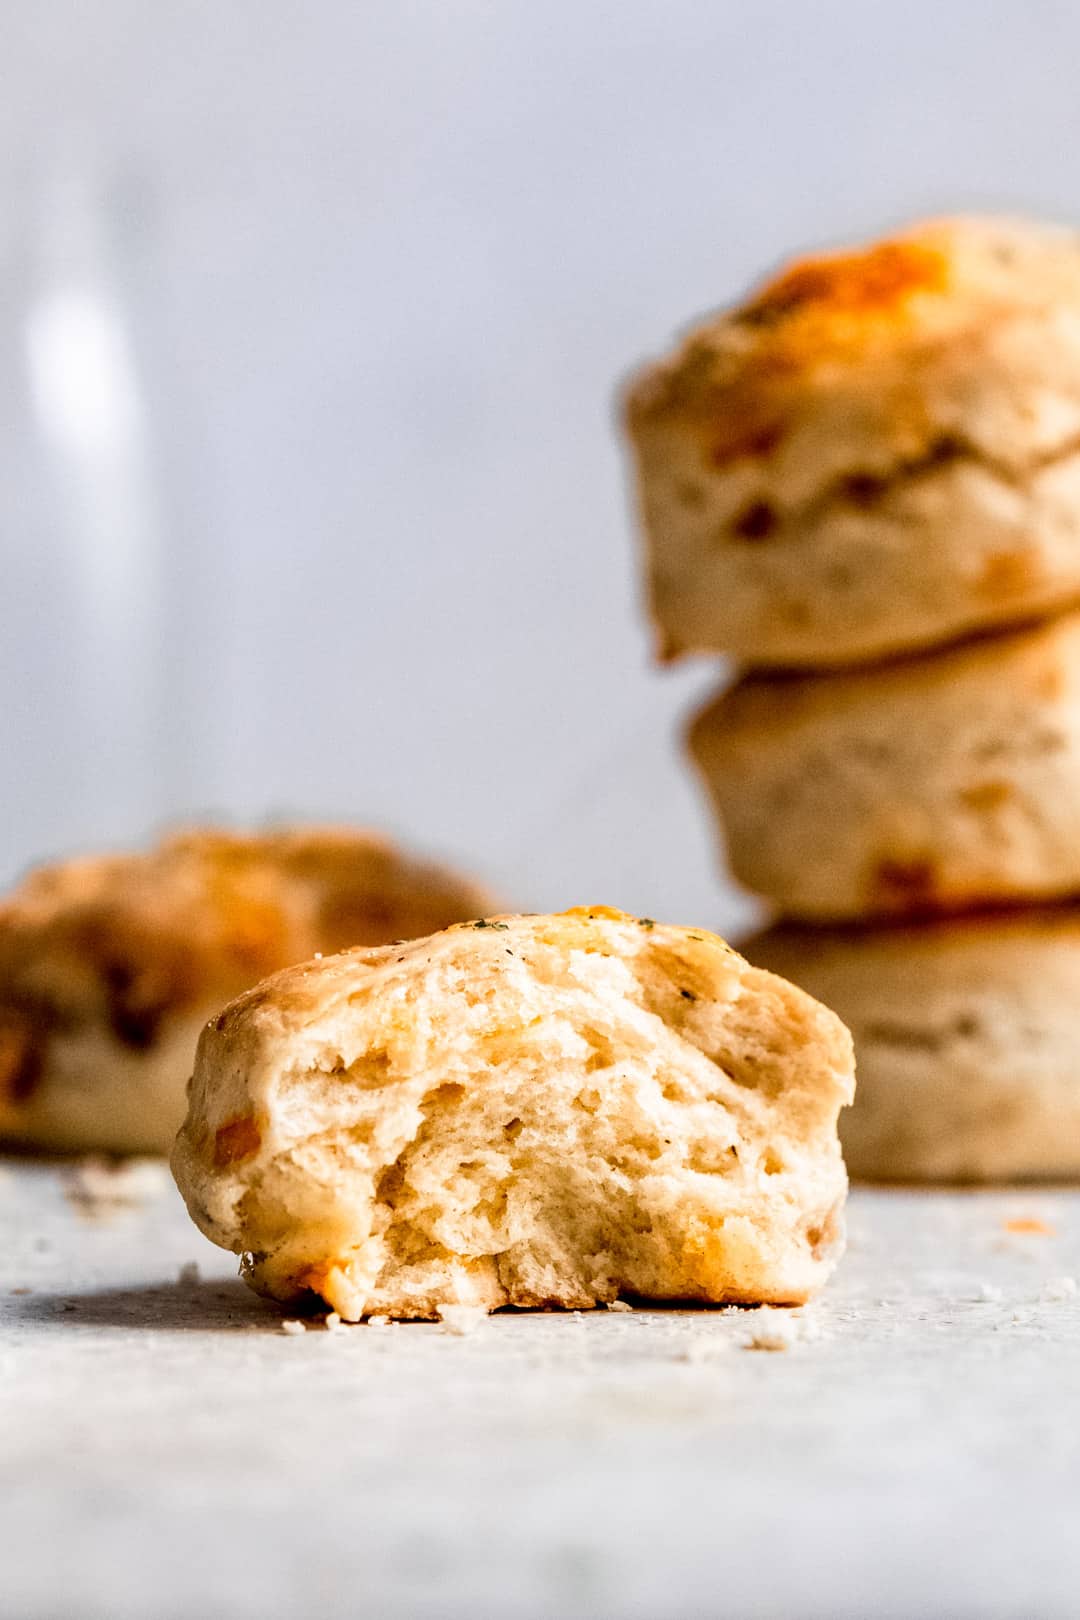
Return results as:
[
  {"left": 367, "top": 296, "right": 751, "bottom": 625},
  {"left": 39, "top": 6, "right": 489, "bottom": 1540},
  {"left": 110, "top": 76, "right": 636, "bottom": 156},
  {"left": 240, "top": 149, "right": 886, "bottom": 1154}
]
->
[
  {"left": 971, "top": 1282, "right": 1003, "bottom": 1304},
  {"left": 280, "top": 1319, "right": 307, "bottom": 1336},
  {"left": 323, "top": 1311, "right": 345, "bottom": 1333},
  {"left": 471, "top": 918, "right": 508, "bottom": 931},
  {"left": 64, "top": 1157, "right": 169, "bottom": 1218},
  {"left": 177, "top": 1261, "right": 200, "bottom": 1287},
  {"left": 679, "top": 988, "right": 697, "bottom": 1001},
  {"left": 1041, "top": 1276, "right": 1078, "bottom": 1302},
  {"left": 738, "top": 1307, "right": 822, "bottom": 1353},
  {"left": 637, "top": 918, "right": 655, "bottom": 930},
  {"left": 607, "top": 1300, "right": 633, "bottom": 1313},
  {"left": 9, "top": 1287, "right": 31, "bottom": 1297},
  {"left": 438, "top": 1304, "right": 488, "bottom": 1336},
  {"left": 366, "top": 1314, "right": 392, "bottom": 1328},
  {"left": 1003, "top": 1216, "right": 1055, "bottom": 1236}
]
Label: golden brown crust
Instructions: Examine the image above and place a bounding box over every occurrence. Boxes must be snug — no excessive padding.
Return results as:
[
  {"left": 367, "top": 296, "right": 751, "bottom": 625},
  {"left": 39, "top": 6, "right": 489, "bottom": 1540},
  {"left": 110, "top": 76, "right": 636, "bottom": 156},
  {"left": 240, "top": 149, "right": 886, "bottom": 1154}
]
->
[
  {"left": 738, "top": 237, "right": 950, "bottom": 327},
  {"left": 0, "top": 826, "right": 491, "bottom": 1152},
  {"left": 627, "top": 237, "right": 950, "bottom": 465},
  {"left": 624, "top": 215, "right": 1080, "bottom": 666},
  {"left": 626, "top": 217, "right": 1075, "bottom": 431}
]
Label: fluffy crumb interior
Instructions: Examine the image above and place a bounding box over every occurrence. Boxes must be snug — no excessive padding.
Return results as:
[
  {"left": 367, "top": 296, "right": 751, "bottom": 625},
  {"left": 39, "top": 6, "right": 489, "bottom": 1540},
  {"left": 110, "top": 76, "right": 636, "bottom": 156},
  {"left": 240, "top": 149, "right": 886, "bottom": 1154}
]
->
[{"left": 184, "top": 917, "right": 849, "bottom": 1320}]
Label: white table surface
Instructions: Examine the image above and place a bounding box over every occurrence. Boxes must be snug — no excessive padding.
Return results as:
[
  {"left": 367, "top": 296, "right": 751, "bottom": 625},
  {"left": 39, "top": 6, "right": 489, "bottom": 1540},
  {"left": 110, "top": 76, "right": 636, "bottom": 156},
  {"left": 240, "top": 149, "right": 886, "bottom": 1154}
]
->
[{"left": 2, "top": 1160, "right": 1078, "bottom": 1620}]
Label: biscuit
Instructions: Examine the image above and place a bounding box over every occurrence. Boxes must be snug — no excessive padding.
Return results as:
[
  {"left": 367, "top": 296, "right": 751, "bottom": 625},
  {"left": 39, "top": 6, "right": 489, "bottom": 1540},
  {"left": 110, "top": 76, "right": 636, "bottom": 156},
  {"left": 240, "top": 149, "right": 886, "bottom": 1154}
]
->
[
  {"left": 0, "top": 827, "right": 490, "bottom": 1155},
  {"left": 747, "top": 909, "right": 1080, "bottom": 1182},
  {"left": 625, "top": 216, "right": 1080, "bottom": 666},
  {"left": 171, "top": 907, "right": 854, "bottom": 1319},
  {"left": 688, "top": 610, "right": 1080, "bottom": 921}
]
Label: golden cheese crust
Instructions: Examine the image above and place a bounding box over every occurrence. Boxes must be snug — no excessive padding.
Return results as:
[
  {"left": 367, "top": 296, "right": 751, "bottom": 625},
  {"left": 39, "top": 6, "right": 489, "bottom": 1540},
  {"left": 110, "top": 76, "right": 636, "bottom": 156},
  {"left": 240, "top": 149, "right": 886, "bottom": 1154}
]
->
[
  {"left": 172, "top": 907, "right": 854, "bottom": 1319},
  {"left": 0, "top": 826, "right": 491, "bottom": 1154},
  {"left": 624, "top": 216, "right": 1080, "bottom": 666},
  {"left": 629, "top": 230, "right": 954, "bottom": 431}
]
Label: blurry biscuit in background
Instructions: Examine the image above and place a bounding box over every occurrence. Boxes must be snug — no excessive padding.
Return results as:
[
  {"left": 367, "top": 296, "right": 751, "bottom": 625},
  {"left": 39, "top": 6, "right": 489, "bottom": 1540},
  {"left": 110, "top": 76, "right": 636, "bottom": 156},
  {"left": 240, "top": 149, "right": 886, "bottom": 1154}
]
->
[
  {"left": 0, "top": 826, "right": 491, "bottom": 1155},
  {"left": 748, "top": 909, "right": 1080, "bottom": 1182},
  {"left": 688, "top": 609, "right": 1080, "bottom": 921},
  {"left": 625, "top": 215, "right": 1080, "bottom": 667}
]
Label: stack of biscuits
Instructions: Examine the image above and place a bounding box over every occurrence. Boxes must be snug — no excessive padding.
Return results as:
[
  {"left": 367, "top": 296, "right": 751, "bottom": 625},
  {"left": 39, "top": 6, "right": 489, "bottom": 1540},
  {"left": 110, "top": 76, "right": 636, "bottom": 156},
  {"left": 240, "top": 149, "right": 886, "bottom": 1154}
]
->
[{"left": 624, "top": 215, "right": 1080, "bottom": 1183}]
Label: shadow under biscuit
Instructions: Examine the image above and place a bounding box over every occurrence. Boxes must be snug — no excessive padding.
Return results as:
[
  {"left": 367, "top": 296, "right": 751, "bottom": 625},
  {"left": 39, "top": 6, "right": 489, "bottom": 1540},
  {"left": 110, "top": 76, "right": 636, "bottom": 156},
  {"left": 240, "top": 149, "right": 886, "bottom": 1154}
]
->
[{"left": 3, "top": 1275, "right": 279, "bottom": 1332}]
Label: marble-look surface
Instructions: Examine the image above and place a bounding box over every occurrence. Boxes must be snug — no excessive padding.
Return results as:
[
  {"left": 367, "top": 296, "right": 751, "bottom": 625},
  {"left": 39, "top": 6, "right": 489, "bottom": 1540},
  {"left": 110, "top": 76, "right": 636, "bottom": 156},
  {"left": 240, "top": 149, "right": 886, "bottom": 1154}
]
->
[{"left": 2, "top": 1161, "right": 1078, "bottom": 1619}]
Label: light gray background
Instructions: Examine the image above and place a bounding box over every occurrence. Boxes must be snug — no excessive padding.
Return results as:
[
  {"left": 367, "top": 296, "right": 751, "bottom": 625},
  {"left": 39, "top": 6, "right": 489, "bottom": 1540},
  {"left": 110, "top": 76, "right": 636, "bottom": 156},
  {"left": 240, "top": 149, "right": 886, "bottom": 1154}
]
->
[{"left": 3, "top": 1, "right": 1078, "bottom": 929}]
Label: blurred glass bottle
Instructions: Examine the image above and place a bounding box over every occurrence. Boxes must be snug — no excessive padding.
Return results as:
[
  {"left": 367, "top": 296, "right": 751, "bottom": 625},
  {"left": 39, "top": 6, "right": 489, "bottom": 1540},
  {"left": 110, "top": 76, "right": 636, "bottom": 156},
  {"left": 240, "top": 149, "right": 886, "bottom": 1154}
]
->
[{"left": 0, "top": 154, "right": 202, "bottom": 878}]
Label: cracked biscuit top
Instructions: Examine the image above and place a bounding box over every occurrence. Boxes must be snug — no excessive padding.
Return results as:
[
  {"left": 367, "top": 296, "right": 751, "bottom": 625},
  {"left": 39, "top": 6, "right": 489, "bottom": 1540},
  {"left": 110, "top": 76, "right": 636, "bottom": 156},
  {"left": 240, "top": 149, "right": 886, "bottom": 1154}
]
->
[
  {"left": 624, "top": 216, "right": 1080, "bottom": 666},
  {"left": 0, "top": 827, "right": 491, "bottom": 1155},
  {"left": 171, "top": 907, "right": 854, "bottom": 1320}
]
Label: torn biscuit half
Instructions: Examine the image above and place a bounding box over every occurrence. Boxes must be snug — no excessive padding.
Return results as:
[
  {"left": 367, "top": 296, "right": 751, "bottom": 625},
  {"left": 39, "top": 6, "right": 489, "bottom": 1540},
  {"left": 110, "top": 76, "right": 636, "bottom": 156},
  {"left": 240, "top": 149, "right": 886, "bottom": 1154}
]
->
[{"left": 171, "top": 907, "right": 854, "bottom": 1320}]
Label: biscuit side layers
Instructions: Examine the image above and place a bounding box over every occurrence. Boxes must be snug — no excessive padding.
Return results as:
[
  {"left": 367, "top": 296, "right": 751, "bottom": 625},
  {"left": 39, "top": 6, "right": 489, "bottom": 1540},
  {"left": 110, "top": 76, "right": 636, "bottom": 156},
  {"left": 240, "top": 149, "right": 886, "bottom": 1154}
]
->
[
  {"left": 747, "top": 909, "right": 1080, "bottom": 1182},
  {"left": 688, "top": 610, "right": 1080, "bottom": 922}
]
